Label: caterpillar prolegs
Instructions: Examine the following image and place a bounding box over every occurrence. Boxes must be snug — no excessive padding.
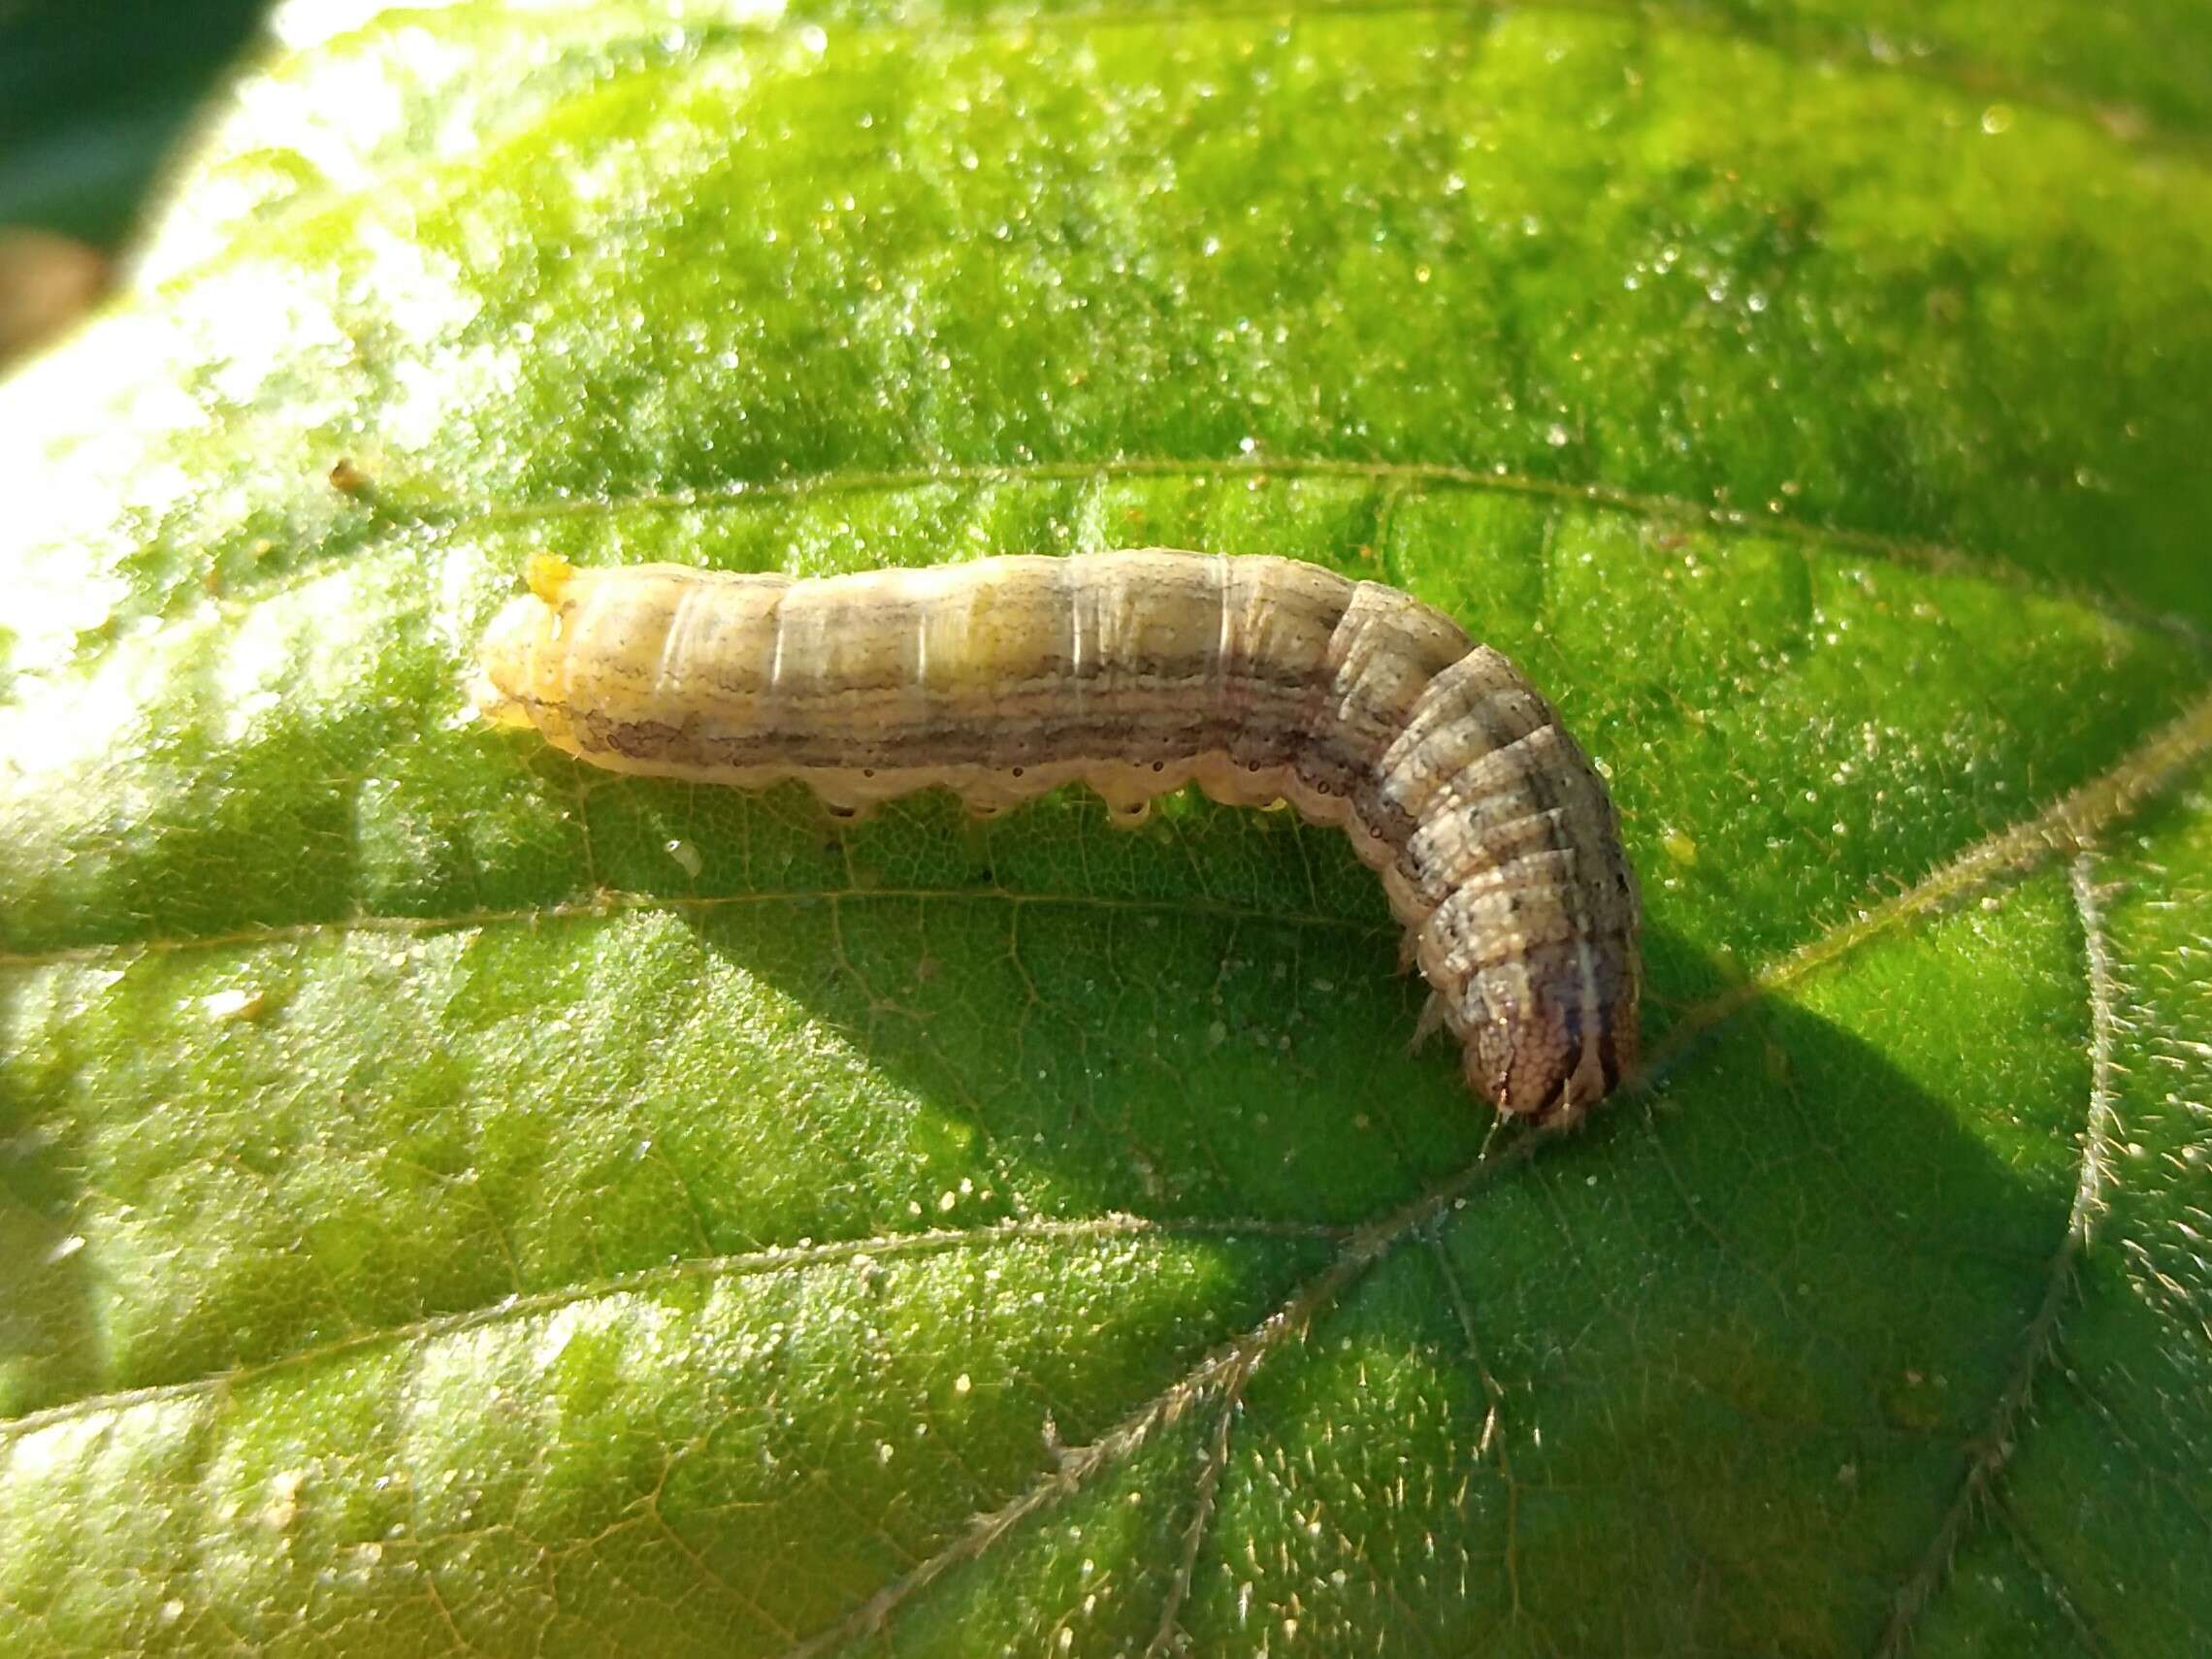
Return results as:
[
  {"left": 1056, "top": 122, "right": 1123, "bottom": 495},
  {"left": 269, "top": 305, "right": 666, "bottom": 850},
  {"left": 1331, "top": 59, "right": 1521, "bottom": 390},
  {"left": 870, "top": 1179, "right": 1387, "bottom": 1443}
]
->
[{"left": 474, "top": 550, "right": 1642, "bottom": 1123}]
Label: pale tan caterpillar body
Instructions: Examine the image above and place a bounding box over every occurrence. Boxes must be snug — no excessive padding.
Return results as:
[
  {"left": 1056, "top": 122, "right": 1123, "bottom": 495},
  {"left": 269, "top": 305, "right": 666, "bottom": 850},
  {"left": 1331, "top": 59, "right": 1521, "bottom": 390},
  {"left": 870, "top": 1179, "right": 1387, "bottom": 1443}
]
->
[{"left": 475, "top": 551, "right": 1642, "bottom": 1123}]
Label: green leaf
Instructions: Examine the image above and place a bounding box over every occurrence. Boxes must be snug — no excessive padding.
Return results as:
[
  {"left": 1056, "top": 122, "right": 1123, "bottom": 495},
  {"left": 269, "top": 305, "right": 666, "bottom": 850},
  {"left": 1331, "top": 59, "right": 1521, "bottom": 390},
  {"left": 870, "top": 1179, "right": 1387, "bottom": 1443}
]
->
[{"left": 4, "top": 2, "right": 2209, "bottom": 1654}]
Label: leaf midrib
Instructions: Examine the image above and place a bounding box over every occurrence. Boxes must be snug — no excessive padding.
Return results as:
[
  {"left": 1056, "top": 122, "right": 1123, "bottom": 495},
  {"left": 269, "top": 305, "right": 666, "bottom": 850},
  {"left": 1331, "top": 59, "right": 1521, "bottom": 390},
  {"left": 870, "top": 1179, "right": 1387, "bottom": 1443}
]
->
[
  {"left": 65, "top": 449, "right": 2190, "bottom": 674},
  {"left": 386, "top": 455, "right": 2212, "bottom": 652}
]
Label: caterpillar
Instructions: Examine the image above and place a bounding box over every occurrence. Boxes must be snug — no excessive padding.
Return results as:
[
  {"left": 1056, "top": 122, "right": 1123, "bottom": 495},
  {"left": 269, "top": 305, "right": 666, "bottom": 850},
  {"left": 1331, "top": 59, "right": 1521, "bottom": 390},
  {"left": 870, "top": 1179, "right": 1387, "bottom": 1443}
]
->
[{"left": 474, "top": 550, "right": 1642, "bottom": 1123}]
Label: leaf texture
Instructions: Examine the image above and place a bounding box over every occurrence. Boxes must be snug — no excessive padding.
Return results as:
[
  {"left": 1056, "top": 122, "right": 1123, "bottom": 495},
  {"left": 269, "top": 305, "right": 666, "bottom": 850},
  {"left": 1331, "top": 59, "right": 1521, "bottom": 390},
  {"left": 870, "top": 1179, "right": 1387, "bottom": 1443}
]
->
[{"left": 2, "top": 2, "right": 2209, "bottom": 1654}]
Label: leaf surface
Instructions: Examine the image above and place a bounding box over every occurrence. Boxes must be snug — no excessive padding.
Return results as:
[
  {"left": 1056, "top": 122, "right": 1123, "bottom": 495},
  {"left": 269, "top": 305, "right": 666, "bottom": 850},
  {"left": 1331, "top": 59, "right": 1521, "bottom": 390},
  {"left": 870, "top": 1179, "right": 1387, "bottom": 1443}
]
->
[{"left": 3, "top": 2, "right": 2210, "bottom": 1654}]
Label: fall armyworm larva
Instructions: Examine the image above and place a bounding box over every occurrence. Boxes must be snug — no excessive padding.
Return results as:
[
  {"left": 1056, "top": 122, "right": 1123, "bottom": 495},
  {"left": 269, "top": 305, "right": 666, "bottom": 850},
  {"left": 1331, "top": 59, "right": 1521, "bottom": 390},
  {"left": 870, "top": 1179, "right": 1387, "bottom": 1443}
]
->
[{"left": 474, "top": 550, "right": 1642, "bottom": 1123}]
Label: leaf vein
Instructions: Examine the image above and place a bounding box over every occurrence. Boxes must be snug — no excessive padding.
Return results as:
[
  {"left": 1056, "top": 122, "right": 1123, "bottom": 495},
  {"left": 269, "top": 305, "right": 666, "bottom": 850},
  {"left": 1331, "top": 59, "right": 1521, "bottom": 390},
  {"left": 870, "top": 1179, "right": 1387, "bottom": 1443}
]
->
[
  {"left": 769, "top": 1133, "right": 1551, "bottom": 1658},
  {"left": 1867, "top": 852, "right": 2126, "bottom": 1656},
  {"left": 1639, "top": 686, "right": 2212, "bottom": 1083},
  {"left": 0, "top": 1215, "right": 1346, "bottom": 1441},
  {"left": 0, "top": 885, "right": 1394, "bottom": 972},
  {"left": 398, "top": 455, "right": 2210, "bottom": 659}
]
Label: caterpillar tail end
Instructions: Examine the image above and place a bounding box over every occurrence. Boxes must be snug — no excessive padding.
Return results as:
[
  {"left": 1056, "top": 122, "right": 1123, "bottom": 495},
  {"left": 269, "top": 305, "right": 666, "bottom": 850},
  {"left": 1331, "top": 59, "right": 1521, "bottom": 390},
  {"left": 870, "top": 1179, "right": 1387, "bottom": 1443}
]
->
[{"left": 471, "top": 579, "right": 563, "bottom": 732}]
